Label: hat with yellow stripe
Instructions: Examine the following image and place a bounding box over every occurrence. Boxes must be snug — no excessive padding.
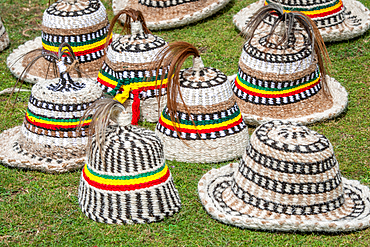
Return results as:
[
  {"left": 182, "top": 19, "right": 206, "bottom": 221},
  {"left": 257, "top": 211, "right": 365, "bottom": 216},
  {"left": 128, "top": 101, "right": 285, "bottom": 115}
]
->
[
  {"left": 7, "top": 0, "right": 111, "bottom": 84},
  {"left": 78, "top": 99, "right": 181, "bottom": 224},
  {"left": 96, "top": 9, "right": 170, "bottom": 125},
  {"left": 154, "top": 42, "right": 249, "bottom": 163},
  {"left": 0, "top": 46, "right": 102, "bottom": 173},
  {"left": 230, "top": 5, "right": 348, "bottom": 126},
  {"left": 233, "top": 0, "right": 370, "bottom": 42}
]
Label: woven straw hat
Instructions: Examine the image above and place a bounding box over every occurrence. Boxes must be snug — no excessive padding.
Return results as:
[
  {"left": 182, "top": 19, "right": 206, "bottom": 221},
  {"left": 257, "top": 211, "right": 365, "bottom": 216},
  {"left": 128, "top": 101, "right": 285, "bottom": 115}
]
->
[
  {"left": 97, "top": 9, "right": 169, "bottom": 124},
  {"left": 230, "top": 5, "right": 348, "bottom": 126},
  {"left": 78, "top": 99, "right": 181, "bottom": 224},
  {"left": 233, "top": 0, "right": 370, "bottom": 42},
  {"left": 154, "top": 42, "right": 249, "bottom": 163},
  {"left": 0, "top": 46, "right": 103, "bottom": 173},
  {"left": 0, "top": 17, "right": 10, "bottom": 52},
  {"left": 198, "top": 120, "right": 370, "bottom": 232},
  {"left": 112, "top": 0, "right": 232, "bottom": 30},
  {"left": 7, "top": 0, "right": 110, "bottom": 84}
]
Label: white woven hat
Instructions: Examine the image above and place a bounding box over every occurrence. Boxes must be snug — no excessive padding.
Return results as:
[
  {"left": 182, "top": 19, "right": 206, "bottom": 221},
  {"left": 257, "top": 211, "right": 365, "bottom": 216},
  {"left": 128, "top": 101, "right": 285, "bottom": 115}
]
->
[
  {"left": 233, "top": 0, "right": 370, "bottom": 42},
  {"left": 154, "top": 42, "right": 249, "bottom": 164},
  {"left": 198, "top": 120, "right": 370, "bottom": 232},
  {"left": 78, "top": 99, "right": 181, "bottom": 224},
  {"left": 0, "top": 49, "right": 102, "bottom": 173}
]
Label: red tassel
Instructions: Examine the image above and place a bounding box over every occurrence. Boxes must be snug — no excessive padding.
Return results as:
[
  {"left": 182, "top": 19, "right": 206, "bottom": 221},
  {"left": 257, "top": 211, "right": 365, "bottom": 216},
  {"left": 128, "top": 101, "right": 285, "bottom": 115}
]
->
[{"left": 131, "top": 90, "right": 140, "bottom": 125}]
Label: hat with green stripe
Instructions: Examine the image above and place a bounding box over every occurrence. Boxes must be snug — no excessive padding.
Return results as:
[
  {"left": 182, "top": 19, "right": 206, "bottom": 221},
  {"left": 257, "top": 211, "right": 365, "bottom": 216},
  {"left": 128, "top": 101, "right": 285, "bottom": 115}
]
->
[
  {"left": 78, "top": 99, "right": 181, "bottom": 224},
  {"left": 154, "top": 42, "right": 250, "bottom": 163},
  {"left": 96, "top": 9, "right": 170, "bottom": 125},
  {"left": 0, "top": 44, "right": 102, "bottom": 173},
  {"left": 230, "top": 5, "right": 348, "bottom": 126},
  {"left": 7, "top": 0, "right": 110, "bottom": 84}
]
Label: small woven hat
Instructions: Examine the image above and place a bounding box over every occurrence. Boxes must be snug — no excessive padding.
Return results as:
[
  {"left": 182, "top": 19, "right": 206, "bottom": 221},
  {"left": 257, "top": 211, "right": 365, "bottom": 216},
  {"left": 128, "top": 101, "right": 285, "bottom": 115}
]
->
[
  {"left": 112, "top": 0, "right": 231, "bottom": 30},
  {"left": 0, "top": 17, "right": 10, "bottom": 52},
  {"left": 233, "top": 0, "right": 370, "bottom": 42},
  {"left": 7, "top": 0, "right": 110, "bottom": 84},
  {"left": 97, "top": 9, "right": 169, "bottom": 124},
  {"left": 231, "top": 5, "right": 348, "bottom": 126},
  {"left": 0, "top": 44, "right": 103, "bottom": 173},
  {"left": 198, "top": 120, "right": 370, "bottom": 232},
  {"left": 154, "top": 42, "right": 249, "bottom": 163},
  {"left": 78, "top": 99, "right": 181, "bottom": 224}
]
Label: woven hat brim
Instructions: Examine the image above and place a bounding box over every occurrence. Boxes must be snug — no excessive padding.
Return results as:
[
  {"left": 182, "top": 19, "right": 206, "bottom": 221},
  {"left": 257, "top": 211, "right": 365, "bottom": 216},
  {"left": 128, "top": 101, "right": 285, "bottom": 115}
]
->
[
  {"left": 0, "top": 126, "right": 85, "bottom": 173},
  {"left": 78, "top": 171, "right": 181, "bottom": 224},
  {"left": 155, "top": 126, "right": 249, "bottom": 163},
  {"left": 198, "top": 163, "right": 370, "bottom": 232},
  {"left": 228, "top": 75, "right": 348, "bottom": 126},
  {"left": 112, "top": 0, "right": 232, "bottom": 30},
  {"left": 0, "top": 32, "right": 9, "bottom": 52},
  {"left": 233, "top": 0, "right": 370, "bottom": 42}
]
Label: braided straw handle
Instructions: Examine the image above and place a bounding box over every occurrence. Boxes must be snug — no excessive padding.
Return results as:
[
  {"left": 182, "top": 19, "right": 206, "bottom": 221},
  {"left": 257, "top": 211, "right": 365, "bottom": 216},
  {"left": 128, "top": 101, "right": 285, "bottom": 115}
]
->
[
  {"left": 110, "top": 104, "right": 132, "bottom": 127},
  {"left": 192, "top": 56, "right": 204, "bottom": 77}
]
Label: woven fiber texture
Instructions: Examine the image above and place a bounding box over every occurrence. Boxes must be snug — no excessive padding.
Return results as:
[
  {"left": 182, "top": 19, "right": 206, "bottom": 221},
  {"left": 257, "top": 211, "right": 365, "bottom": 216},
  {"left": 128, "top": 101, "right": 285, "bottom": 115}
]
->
[
  {"left": 233, "top": 0, "right": 370, "bottom": 42},
  {"left": 198, "top": 120, "right": 370, "bottom": 232},
  {"left": 155, "top": 57, "right": 249, "bottom": 163},
  {"left": 78, "top": 123, "right": 181, "bottom": 224},
  {"left": 112, "top": 0, "right": 232, "bottom": 30},
  {"left": 0, "top": 17, "right": 10, "bottom": 52},
  {"left": 7, "top": 0, "right": 110, "bottom": 84},
  {"left": 231, "top": 11, "right": 348, "bottom": 126},
  {"left": 0, "top": 61, "right": 103, "bottom": 173},
  {"left": 97, "top": 21, "right": 169, "bottom": 123}
]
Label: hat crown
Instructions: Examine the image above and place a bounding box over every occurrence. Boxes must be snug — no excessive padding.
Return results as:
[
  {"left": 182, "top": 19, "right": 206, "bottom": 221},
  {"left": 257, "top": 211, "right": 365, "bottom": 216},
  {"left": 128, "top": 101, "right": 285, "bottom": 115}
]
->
[
  {"left": 42, "top": 0, "right": 107, "bottom": 29},
  {"left": 88, "top": 126, "right": 164, "bottom": 175},
  {"left": 232, "top": 120, "right": 345, "bottom": 216},
  {"left": 111, "top": 33, "right": 166, "bottom": 53}
]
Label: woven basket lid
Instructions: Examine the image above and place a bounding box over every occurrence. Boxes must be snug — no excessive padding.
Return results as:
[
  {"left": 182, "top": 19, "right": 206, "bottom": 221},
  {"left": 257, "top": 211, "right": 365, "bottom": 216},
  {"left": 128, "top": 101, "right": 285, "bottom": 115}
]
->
[
  {"left": 0, "top": 16, "right": 10, "bottom": 52},
  {"left": 156, "top": 56, "right": 249, "bottom": 163},
  {"left": 198, "top": 120, "right": 370, "bottom": 232},
  {"left": 233, "top": 0, "right": 370, "bottom": 42},
  {"left": 0, "top": 60, "right": 103, "bottom": 173},
  {"left": 78, "top": 105, "right": 181, "bottom": 224},
  {"left": 97, "top": 20, "right": 169, "bottom": 123},
  {"left": 230, "top": 8, "right": 348, "bottom": 126},
  {"left": 112, "top": 0, "right": 232, "bottom": 30},
  {"left": 7, "top": 0, "right": 110, "bottom": 84}
]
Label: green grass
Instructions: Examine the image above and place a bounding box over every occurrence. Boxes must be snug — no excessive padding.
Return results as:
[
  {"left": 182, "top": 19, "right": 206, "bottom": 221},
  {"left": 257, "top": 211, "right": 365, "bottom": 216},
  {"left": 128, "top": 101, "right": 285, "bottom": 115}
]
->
[{"left": 1, "top": 0, "right": 370, "bottom": 246}]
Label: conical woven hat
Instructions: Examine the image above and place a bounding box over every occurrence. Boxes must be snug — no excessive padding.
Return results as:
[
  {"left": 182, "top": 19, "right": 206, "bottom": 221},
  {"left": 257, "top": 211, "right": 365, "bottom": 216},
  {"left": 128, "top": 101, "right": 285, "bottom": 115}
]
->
[
  {"left": 7, "top": 0, "right": 110, "bottom": 84},
  {"left": 198, "top": 120, "right": 370, "bottom": 232},
  {"left": 233, "top": 0, "right": 370, "bottom": 42},
  {"left": 112, "top": 0, "right": 231, "bottom": 30},
  {"left": 97, "top": 10, "right": 169, "bottom": 124},
  {"left": 78, "top": 100, "right": 181, "bottom": 224},
  {"left": 155, "top": 42, "right": 249, "bottom": 163},
  {"left": 230, "top": 6, "right": 348, "bottom": 126},
  {"left": 0, "top": 16, "right": 10, "bottom": 52},
  {"left": 0, "top": 54, "right": 102, "bottom": 173}
]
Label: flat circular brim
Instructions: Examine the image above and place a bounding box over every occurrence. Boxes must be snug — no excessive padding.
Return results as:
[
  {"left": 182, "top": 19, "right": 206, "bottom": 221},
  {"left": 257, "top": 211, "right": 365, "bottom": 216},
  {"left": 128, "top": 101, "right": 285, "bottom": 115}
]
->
[
  {"left": 112, "top": 0, "right": 232, "bottom": 30},
  {"left": 233, "top": 0, "right": 370, "bottom": 42},
  {"left": 198, "top": 163, "right": 370, "bottom": 232},
  {"left": 228, "top": 75, "right": 348, "bottom": 126},
  {"left": 0, "top": 126, "right": 85, "bottom": 173}
]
